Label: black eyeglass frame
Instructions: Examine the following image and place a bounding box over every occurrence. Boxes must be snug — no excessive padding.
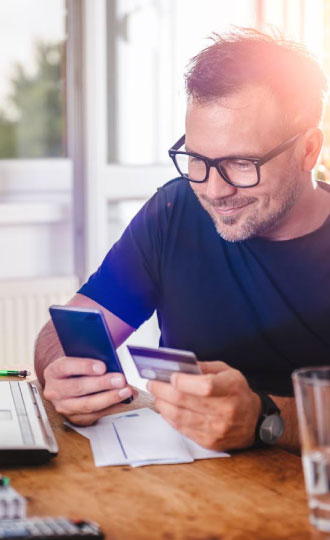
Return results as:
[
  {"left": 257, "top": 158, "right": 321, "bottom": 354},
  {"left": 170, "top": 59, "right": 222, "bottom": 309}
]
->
[{"left": 168, "top": 132, "right": 302, "bottom": 188}]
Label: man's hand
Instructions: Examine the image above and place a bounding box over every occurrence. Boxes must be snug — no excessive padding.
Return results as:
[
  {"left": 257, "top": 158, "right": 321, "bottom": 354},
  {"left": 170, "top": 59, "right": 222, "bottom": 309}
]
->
[
  {"left": 43, "top": 357, "right": 136, "bottom": 426},
  {"left": 147, "top": 361, "right": 262, "bottom": 451}
]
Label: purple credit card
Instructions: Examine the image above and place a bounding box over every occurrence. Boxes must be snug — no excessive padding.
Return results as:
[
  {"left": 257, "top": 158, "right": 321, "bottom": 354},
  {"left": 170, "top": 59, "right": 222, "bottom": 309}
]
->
[{"left": 127, "top": 345, "right": 201, "bottom": 382}]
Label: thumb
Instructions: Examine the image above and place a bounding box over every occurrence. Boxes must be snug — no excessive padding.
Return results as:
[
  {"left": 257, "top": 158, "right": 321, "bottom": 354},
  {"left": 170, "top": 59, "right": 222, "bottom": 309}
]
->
[{"left": 199, "top": 361, "right": 230, "bottom": 375}]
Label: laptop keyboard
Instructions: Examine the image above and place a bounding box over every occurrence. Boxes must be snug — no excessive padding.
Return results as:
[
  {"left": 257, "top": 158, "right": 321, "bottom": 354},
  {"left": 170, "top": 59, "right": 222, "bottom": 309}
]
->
[{"left": 9, "top": 382, "right": 35, "bottom": 445}]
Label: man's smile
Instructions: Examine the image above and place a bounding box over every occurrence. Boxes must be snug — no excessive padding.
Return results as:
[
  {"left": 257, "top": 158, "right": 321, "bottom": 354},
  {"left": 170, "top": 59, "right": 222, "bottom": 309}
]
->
[
  {"left": 200, "top": 196, "right": 258, "bottom": 217},
  {"left": 213, "top": 202, "right": 255, "bottom": 216}
]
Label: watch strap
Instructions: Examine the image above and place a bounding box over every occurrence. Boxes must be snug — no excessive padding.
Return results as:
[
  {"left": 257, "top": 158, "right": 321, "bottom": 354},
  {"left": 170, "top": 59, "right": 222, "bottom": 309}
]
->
[
  {"left": 256, "top": 391, "right": 281, "bottom": 416},
  {"left": 254, "top": 391, "right": 283, "bottom": 446}
]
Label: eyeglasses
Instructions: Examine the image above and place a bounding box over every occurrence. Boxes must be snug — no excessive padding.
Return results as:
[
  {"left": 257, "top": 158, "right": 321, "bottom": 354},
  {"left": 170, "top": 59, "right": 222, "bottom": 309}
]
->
[{"left": 168, "top": 132, "right": 302, "bottom": 188}]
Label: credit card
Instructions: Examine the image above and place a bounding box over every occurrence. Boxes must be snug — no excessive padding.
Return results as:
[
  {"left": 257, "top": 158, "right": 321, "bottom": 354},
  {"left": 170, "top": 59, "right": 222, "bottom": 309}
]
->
[{"left": 127, "top": 345, "right": 201, "bottom": 382}]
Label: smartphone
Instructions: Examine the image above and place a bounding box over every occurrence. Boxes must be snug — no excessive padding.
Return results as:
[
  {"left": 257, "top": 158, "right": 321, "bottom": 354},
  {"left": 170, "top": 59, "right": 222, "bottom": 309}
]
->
[
  {"left": 49, "top": 305, "right": 133, "bottom": 403},
  {"left": 127, "top": 344, "right": 202, "bottom": 382}
]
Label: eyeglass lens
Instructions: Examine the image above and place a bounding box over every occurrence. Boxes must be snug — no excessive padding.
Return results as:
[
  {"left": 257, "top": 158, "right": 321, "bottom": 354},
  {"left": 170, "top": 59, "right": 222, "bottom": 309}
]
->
[{"left": 174, "top": 153, "right": 258, "bottom": 186}]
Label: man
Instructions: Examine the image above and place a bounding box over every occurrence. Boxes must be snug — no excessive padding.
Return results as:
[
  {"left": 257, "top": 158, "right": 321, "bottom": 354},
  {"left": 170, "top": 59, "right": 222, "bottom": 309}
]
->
[{"left": 35, "top": 28, "right": 330, "bottom": 452}]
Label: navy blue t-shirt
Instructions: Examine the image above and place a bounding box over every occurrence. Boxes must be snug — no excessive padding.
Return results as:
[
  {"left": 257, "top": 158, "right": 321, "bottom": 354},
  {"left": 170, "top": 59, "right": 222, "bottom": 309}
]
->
[{"left": 79, "top": 178, "right": 330, "bottom": 396}]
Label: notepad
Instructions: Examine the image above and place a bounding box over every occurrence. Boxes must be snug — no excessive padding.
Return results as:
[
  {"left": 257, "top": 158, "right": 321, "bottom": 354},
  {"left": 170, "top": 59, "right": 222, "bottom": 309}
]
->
[{"left": 66, "top": 408, "right": 230, "bottom": 467}]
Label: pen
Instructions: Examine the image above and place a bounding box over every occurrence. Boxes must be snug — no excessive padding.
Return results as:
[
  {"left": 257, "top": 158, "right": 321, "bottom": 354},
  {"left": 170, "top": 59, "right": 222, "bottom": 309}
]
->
[
  {"left": 0, "top": 475, "right": 10, "bottom": 487},
  {"left": 0, "top": 370, "right": 31, "bottom": 378}
]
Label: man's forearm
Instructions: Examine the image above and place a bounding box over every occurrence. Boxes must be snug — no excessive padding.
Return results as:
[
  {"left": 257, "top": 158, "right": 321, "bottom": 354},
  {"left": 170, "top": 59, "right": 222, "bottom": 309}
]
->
[
  {"left": 34, "top": 320, "right": 64, "bottom": 386},
  {"left": 271, "top": 395, "right": 300, "bottom": 454}
]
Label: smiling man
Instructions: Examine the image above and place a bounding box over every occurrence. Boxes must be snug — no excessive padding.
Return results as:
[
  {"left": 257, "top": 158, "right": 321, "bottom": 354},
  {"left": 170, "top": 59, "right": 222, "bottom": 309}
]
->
[{"left": 35, "top": 29, "right": 330, "bottom": 452}]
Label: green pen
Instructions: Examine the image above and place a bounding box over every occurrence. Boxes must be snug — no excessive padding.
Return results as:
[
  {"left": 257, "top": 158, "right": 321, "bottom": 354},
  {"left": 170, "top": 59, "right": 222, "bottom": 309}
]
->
[
  {"left": 0, "top": 370, "right": 31, "bottom": 377},
  {"left": 0, "top": 475, "right": 10, "bottom": 486}
]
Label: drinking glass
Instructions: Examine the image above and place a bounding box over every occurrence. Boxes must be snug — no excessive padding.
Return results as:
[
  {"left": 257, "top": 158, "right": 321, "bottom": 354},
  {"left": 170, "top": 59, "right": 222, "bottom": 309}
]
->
[{"left": 292, "top": 366, "right": 330, "bottom": 532}]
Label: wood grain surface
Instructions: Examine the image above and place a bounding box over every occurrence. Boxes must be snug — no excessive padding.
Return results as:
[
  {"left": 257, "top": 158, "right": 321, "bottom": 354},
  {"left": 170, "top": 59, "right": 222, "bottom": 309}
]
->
[{"left": 1, "top": 375, "right": 327, "bottom": 540}]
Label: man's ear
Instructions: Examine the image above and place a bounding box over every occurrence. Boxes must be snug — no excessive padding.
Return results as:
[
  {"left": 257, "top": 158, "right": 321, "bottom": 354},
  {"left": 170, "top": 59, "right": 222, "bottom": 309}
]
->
[{"left": 300, "top": 128, "right": 323, "bottom": 171}]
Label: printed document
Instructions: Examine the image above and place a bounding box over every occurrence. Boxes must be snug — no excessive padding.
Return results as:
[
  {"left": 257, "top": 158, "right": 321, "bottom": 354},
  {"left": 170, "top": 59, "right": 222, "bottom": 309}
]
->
[{"left": 67, "top": 407, "right": 230, "bottom": 467}]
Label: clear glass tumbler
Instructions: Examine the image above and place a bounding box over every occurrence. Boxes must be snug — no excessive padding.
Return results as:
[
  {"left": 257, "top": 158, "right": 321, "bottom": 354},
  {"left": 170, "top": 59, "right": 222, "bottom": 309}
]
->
[{"left": 292, "top": 366, "right": 330, "bottom": 532}]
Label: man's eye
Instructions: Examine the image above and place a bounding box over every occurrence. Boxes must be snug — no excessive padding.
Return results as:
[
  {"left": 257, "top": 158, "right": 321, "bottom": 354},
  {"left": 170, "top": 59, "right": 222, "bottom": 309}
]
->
[
  {"left": 235, "top": 160, "right": 252, "bottom": 168},
  {"left": 228, "top": 159, "right": 254, "bottom": 171}
]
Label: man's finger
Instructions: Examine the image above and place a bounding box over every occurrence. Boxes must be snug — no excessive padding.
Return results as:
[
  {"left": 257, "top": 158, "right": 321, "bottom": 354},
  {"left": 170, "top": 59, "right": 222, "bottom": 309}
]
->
[
  {"left": 171, "top": 424, "right": 224, "bottom": 452},
  {"left": 198, "top": 361, "right": 230, "bottom": 374},
  {"left": 68, "top": 402, "right": 129, "bottom": 426},
  {"left": 46, "top": 357, "right": 107, "bottom": 379},
  {"left": 55, "top": 386, "right": 134, "bottom": 416},
  {"left": 148, "top": 380, "right": 189, "bottom": 407},
  {"left": 170, "top": 369, "right": 238, "bottom": 397},
  {"left": 155, "top": 399, "right": 206, "bottom": 431},
  {"left": 45, "top": 372, "right": 126, "bottom": 401},
  {"left": 155, "top": 400, "right": 223, "bottom": 451},
  {"left": 147, "top": 379, "right": 227, "bottom": 416}
]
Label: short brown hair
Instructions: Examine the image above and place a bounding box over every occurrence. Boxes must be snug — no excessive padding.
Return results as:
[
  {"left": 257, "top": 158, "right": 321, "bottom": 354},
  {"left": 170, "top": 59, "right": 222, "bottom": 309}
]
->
[{"left": 185, "top": 28, "right": 328, "bottom": 131}]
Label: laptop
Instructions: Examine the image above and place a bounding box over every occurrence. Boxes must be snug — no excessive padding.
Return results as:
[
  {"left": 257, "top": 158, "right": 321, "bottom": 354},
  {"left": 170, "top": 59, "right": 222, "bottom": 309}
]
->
[{"left": 0, "top": 381, "right": 58, "bottom": 466}]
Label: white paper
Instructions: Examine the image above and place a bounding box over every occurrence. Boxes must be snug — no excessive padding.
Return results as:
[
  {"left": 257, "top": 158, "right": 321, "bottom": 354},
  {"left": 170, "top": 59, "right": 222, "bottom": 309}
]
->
[
  {"left": 113, "top": 410, "right": 193, "bottom": 463},
  {"left": 182, "top": 434, "right": 230, "bottom": 460},
  {"left": 90, "top": 423, "right": 130, "bottom": 466},
  {"left": 66, "top": 408, "right": 230, "bottom": 467}
]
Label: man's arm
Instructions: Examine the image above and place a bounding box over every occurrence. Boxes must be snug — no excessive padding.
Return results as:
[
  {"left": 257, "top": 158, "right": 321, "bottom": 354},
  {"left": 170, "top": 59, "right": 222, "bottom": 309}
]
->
[
  {"left": 34, "top": 293, "right": 136, "bottom": 425},
  {"left": 34, "top": 319, "right": 64, "bottom": 387}
]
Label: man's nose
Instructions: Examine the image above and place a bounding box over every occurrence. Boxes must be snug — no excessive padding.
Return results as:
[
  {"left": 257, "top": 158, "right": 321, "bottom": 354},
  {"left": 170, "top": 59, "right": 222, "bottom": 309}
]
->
[{"left": 205, "top": 165, "right": 237, "bottom": 199}]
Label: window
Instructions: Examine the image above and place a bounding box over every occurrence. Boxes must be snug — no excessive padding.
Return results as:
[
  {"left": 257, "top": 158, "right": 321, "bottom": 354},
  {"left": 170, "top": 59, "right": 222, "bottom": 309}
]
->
[
  {"left": 0, "top": 0, "right": 72, "bottom": 282},
  {"left": 0, "top": 0, "right": 67, "bottom": 158},
  {"left": 107, "top": 0, "right": 258, "bottom": 167}
]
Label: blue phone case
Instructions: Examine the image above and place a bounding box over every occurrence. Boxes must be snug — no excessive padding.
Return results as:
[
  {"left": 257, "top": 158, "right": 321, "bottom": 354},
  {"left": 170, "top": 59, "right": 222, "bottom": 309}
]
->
[{"left": 49, "top": 305, "right": 133, "bottom": 403}]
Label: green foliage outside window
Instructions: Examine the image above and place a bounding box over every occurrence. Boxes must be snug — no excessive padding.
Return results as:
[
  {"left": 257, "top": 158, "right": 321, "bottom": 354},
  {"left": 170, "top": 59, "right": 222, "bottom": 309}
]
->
[{"left": 0, "top": 41, "right": 66, "bottom": 159}]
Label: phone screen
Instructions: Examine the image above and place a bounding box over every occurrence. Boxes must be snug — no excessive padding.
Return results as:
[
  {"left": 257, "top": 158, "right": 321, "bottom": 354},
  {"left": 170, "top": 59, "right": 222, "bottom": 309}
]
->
[
  {"left": 49, "top": 306, "right": 123, "bottom": 374},
  {"left": 49, "top": 305, "right": 133, "bottom": 404}
]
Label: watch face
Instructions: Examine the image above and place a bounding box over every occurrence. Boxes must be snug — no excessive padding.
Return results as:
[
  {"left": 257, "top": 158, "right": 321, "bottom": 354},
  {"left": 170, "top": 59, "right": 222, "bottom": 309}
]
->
[{"left": 259, "top": 413, "right": 285, "bottom": 444}]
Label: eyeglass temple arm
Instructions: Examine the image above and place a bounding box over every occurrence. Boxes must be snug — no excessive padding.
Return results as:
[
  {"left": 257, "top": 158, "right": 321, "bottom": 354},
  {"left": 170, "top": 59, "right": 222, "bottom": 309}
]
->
[
  {"left": 170, "top": 134, "right": 186, "bottom": 151},
  {"left": 170, "top": 131, "right": 302, "bottom": 163},
  {"left": 258, "top": 132, "right": 302, "bottom": 166}
]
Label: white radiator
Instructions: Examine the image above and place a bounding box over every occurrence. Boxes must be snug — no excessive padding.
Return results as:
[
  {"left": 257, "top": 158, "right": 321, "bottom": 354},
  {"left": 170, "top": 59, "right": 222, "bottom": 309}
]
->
[{"left": 0, "top": 276, "right": 78, "bottom": 368}]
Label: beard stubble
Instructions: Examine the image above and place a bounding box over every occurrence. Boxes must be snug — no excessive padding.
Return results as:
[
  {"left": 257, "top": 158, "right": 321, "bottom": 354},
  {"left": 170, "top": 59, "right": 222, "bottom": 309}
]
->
[{"left": 195, "top": 157, "right": 301, "bottom": 242}]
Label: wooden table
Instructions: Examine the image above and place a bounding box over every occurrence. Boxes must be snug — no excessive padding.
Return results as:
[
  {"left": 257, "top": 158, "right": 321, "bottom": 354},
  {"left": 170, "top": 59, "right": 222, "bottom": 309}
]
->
[{"left": 1, "top": 375, "right": 327, "bottom": 540}]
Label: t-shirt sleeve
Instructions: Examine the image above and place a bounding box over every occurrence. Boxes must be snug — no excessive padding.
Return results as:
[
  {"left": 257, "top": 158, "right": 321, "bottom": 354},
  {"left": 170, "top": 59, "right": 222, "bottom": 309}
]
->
[{"left": 78, "top": 189, "right": 168, "bottom": 329}]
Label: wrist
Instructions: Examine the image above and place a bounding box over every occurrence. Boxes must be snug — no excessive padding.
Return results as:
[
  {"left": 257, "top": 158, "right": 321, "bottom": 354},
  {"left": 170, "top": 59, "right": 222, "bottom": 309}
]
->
[
  {"left": 253, "top": 391, "right": 263, "bottom": 420},
  {"left": 250, "top": 391, "right": 263, "bottom": 446}
]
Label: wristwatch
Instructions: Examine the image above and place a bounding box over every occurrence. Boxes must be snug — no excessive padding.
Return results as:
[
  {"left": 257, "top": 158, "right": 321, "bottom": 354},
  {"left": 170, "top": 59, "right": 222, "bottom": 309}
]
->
[{"left": 254, "top": 392, "right": 285, "bottom": 445}]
